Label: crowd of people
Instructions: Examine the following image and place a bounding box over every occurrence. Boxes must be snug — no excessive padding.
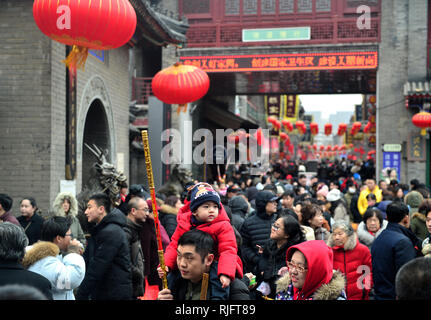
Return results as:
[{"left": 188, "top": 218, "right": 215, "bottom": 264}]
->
[{"left": 1, "top": 157, "right": 431, "bottom": 301}]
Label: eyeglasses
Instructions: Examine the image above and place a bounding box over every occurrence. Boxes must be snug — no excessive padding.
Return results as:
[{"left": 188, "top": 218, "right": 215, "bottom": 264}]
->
[
  {"left": 138, "top": 207, "right": 150, "bottom": 213},
  {"left": 64, "top": 233, "right": 73, "bottom": 238},
  {"left": 287, "top": 261, "right": 308, "bottom": 273}
]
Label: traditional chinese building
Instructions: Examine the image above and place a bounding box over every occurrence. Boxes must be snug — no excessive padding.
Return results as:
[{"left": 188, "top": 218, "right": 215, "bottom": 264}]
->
[
  {"left": 140, "top": 0, "right": 430, "bottom": 184},
  {"left": 0, "top": 0, "right": 187, "bottom": 215}
]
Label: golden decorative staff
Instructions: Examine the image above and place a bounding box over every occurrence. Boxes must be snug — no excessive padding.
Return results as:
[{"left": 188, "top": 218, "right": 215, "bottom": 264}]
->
[
  {"left": 200, "top": 273, "right": 209, "bottom": 300},
  {"left": 141, "top": 130, "right": 168, "bottom": 289}
]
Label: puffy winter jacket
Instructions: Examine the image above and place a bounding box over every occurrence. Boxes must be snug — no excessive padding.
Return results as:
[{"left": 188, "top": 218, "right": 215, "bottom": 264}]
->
[
  {"left": 328, "top": 233, "right": 372, "bottom": 300},
  {"left": 76, "top": 211, "right": 132, "bottom": 300},
  {"left": 23, "top": 241, "right": 85, "bottom": 300},
  {"left": 164, "top": 202, "right": 243, "bottom": 281},
  {"left": 240, "top": 191, "right": 278, "bottom": 273}
]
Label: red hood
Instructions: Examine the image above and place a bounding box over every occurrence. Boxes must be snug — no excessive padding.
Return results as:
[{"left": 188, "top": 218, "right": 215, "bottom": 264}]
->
[{"left": 286, "top": 240, "right": 333, "bottom": 299}]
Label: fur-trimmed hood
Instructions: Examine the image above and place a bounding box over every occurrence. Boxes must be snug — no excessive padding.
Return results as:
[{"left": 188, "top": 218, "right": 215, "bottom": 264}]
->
[
  {"left": 159, "top": 203, "right": 178, "bottom": 215},
  {"left": 52, "top": 192, "right": 78, "bottom": 217},
  {"left": 327, "top": 230, "right": 358, "bottom": 251},
  {"left": 276, "top": 269, "right": 346, "bottom": 300},
  {"left": 412, "top": 212, "right": 427, "bottom": 223},
  {"left": 22, "top": 241, "right": 59, "bottom": 269}
]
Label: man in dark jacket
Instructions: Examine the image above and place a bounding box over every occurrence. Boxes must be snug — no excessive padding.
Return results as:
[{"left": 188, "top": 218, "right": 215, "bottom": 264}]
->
[
  {"left": 125, "top": 197, "right": 148, "bottom": 299},
  {"left": 76, "top": 193, "right": 132, "bottom": 300},
  {"left": 157, "top": 229, "right": 249, "bottom": 300},
  {"left": 240, "top": 190, "right": 278, "bottom": 273},
  {"left": 0, "top": 222, "right": 53, "bottom": 299},
  {"left": 371, "top": 202, "right": 417, "bottom": 300},
  {"left": 228, "top": 195, "right": 249, "bottom": 231}
]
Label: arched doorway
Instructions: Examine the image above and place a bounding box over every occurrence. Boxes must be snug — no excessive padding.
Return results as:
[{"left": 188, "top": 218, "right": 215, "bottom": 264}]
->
[{"left": 81, "top": 99, "right": 110, "bottom": 188}]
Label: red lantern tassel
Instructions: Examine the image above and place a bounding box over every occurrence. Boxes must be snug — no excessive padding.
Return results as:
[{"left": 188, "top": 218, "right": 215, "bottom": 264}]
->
[{"left": 62, "top": 45, "right": 89, "bottom": 75}]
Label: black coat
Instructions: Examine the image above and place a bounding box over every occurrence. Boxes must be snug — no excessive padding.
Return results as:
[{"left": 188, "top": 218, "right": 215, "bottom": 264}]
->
[
  {"left": 240, "top": 191, "right": 278, "bottom": 273},
  {"left": 371, "top": 222, "right": 417, "bottom": 300},
  {"left": 17, "top": 213, "right": 45, "bottom": 245},
  {"left": 76, "top": 210, "right": 133, "bottom": 300},
  {"left": 0, "top": 261, "right": 53, "bottom": 299}
]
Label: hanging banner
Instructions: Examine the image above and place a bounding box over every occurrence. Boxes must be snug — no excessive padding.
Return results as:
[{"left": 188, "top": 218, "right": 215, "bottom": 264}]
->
[
  {"left": 265, "top": 95, "right": 282, "bottom": 136},
  {"left": 284, "top": 94, "right": 299, "bottom": 121}
]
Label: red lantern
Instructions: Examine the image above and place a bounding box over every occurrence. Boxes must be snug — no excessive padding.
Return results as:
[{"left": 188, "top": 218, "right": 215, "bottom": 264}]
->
[
  {"left": 412, "top": 112, "right": 431, "bottom": 136},
  {"left": 273, "top": 119, "right": 281, "bottom": 130},
  {"left": 282, "top": 120, "right": 293, "bottom": 132},
  {"left": 350, "top": 121, "right": 362, "bottom": 136},
  {"left": 279, "top": 132, "right": 289, "bottom": 141},
  {"left": 337, "top": 123, "right": 347, "bottom": 136},
  {"left": 268, "top": 116, "right": 277, "bottom": 125},
  {"left": 309, "top": 122, "right": 319, "bottom": 135},
  {"left": 296, "top": 121, "right": 306, "bottom": 135},
  {"left": 33, "top": 0, "right": 137, "bottom": 73},
  {"left": 324, "top": 123, "right": 332, "bottom": 136},
  {"left": 152, "top": 63, "right": 210, "bottom": 114}
]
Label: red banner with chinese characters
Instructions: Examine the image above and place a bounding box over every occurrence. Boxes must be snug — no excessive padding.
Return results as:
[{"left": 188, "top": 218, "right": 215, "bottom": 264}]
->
[{"left": 180, "top": 52, "right": 378, "bottom": 73}]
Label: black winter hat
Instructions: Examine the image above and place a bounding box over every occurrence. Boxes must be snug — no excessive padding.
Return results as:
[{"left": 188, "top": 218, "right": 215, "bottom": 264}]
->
[
  {"left": 0, "top": 194, "right": 13, "bottom": 212},
  {"left": 255, "top": 190, "right": 279, "bottom": 212}
]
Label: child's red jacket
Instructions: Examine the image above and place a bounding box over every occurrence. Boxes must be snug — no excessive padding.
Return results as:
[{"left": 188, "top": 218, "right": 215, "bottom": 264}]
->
[{"left": 164, "top": 202, "right": 243, "bottom": 281}]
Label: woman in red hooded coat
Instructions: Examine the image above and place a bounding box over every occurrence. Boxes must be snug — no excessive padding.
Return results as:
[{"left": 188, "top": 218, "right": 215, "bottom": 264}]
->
[
  {"left": 327, "top": 220, "right": 373, "bottom": 300},
  {"left": 275, "top": 240, "right": 347, "bottom": 300},
  {"left": 162, "top": 183, "right": 243, "bottom": 288}
]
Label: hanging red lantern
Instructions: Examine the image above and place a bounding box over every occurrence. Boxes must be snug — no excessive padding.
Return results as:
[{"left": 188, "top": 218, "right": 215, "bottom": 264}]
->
[
  {"left": 295, "top": 120, "right": 306, "bottom": 135},
  {"left": 268, "top": 116, "right": 277, "bottom": 125},
  {"left": 350, "top": 121, "right": 362, "bottom": 136},
  {"left": 273, "top": 119, "right": 281, "bottom": 130},
  {"left": 33, "top": 0, "right": 137, "bottom": 73},
  {"left": 412, "top": 111, "right": 431, "bottom": 136},
  {"left": 279, "top": 132, "right": 289, "bottom": 141},
  {"left": 319, "top": 145, "right": 325, "bottom": 151},
  {"left": 337, "top": 123, "right": 347, "bottom": 136},
  {"left": 282, "top": 119, "right": 293, "bottom": 132},
  {"left": 324, "top": 123, "right": 332, "bottom": 136},
  {"left": 309, "top": 122, "right": 319, "bottom": 135},
  {"left": 152, "top": 63, "right": 210, "bottom": 114}
]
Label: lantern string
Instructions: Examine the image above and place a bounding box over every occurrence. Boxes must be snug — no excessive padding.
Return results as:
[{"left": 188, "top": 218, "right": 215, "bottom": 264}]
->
[{"left": 62, "top": 45, "right": 89, "bottom": 75}]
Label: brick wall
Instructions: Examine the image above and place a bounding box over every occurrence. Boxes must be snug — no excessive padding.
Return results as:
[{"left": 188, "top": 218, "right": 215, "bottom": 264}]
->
[{"left": 0, "top": 0, "right": 130, "bottom": 215}]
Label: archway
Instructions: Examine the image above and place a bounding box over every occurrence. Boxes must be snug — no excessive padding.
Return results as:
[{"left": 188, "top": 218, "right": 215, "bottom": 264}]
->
[{"left": 82, "top": 99, "right": 110, "bottom": 188}]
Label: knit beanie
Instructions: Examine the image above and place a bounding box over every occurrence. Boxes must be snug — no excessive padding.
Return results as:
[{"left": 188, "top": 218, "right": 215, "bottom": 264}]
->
[{"left": 189, "top": 184, "right": 221, "bottom": 212}]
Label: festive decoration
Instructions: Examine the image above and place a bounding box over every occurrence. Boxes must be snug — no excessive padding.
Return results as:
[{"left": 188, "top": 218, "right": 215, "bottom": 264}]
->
[
  {"left": 282, "top": 119, "right": 294, "bottom": 132},
  {"left": 33, "top": 0, "right": 137, "bottom": 73},
  {"left": 324, "top": 123, "right": 332, "bottom": 136},
  {"left": 337, "top": 123, "right": 347, "bottom": 136},
  {"left": 309, "top": 122, "right": 319, "bottom": 135},
  {"left": 279, "top": 132, "right": 289, "bottom": 142},
  {"left": 152, "top": 63, "right": 210, "bottom": 114},
  {"left": 296, "top": 120, "right": 306, "bottom": 135},
  {"left": 412, "top": 111, "right": 431, "bottom": 136},
  {"left": 350, "top": 121, "right": 362, "bottom": 136}
]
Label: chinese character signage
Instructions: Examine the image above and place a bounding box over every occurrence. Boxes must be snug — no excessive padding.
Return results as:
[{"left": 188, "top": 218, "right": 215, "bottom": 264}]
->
[
  {"left": 180, "top": 51, "right": 378, "bottom": 73},
  {"left": 407, "top": 133, "right": 426, "bottom": 161},
  {"left": 383, "top": 152, "right": 401, "bottom": 181},
  {"left": 284, "top": 95, "right": 299, "bottom": 120},
  {"left": 265, "top": 95, "right": 282, "bottom": 136}
]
